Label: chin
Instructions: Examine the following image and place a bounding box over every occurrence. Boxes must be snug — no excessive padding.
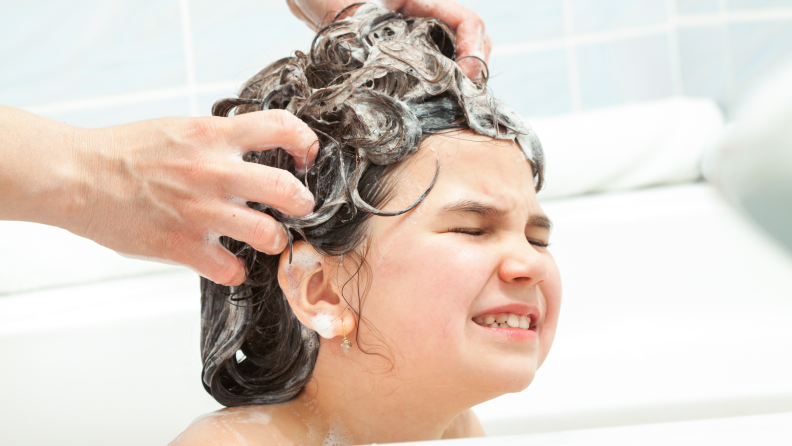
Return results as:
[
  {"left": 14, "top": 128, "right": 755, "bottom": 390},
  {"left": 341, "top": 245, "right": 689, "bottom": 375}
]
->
[{"left": 465, "top": 357, "right": 538, "bottom": 396}]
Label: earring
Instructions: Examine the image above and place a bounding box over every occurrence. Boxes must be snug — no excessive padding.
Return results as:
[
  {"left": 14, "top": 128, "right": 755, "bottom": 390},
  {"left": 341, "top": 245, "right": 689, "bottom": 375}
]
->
[{"left": 341, "top": 319, "right": 352, "bottom": 353}]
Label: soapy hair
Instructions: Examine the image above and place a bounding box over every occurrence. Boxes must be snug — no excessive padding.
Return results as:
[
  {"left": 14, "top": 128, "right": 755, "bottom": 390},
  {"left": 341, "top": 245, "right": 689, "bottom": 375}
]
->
[{"left": 200, "top": 3, "right": 544, "bottom": 407}]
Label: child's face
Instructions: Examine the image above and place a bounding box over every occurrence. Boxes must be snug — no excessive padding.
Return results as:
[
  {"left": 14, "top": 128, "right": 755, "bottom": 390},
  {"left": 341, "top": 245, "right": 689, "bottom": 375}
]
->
[{"left": 357, "top": 131, "right": 561, "bottom": 403}]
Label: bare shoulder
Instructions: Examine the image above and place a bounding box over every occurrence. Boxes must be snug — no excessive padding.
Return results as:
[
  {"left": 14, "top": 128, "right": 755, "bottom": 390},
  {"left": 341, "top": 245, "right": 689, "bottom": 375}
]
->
[
  {"left": 168, "top": 406, "right": 283, "bottom": 446},
  {"left": 442, "top": 409, "right": 487, "bottom": 439}
]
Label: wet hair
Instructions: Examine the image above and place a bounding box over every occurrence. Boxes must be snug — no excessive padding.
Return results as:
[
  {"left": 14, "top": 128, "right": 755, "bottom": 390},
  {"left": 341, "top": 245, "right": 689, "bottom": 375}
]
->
[{"left": 200, "top": 3, "right": 544, "bottom": 407}]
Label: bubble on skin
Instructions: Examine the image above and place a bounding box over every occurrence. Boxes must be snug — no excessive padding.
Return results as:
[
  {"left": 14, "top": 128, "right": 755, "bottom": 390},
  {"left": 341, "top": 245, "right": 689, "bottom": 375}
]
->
[
  {"left": 203, "top": 230, "right": 225, "bottom": 263},
  {"left": 272, "top": 228, "right": 283, "bottom": 251},
  {"left": 310, "top": 311, "right": 336, "bottom": 339},
  {"left": 182, "top": 407, "right": 273, "bottom": 446},
  {"left": 289, "top": 175, "right": 315, "bottom": 211},
  {"left": 225, "top": 193, "right": 248, "bottom": 207},
  {"left": 282, "top": 249, "right": 321, "bottom": 292},
  {"left": 322, "top": 415, "right": 353, "bottom": 446}
]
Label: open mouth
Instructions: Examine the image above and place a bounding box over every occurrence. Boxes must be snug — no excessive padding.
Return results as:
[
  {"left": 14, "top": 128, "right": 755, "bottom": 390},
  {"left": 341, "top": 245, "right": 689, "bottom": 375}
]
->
[{"left": 473, "top": 313, "right": 536, "bottom": 331}]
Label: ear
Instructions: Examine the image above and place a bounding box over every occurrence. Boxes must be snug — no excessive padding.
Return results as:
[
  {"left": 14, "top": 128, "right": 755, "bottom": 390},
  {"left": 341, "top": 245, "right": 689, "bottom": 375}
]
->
[{"left": 278, "top": 241, "right": 357, "bottom": 340}]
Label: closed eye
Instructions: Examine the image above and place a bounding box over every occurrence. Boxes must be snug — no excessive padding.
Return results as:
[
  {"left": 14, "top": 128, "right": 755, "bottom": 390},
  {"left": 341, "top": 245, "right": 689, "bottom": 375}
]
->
[
  {"left": 528, "top": 239, "right": 550, "bottom": 248},
  {"left": 450, "top": 227, "right": 551, "bottom": 248},
  {"left": 448, "top": 227, "right": 486, "bottom": 236}
]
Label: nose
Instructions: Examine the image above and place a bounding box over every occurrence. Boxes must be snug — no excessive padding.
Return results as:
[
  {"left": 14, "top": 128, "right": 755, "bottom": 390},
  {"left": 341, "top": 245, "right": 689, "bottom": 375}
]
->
[{"left": 498, "top": 236, "right": 548, "bottom": 286}]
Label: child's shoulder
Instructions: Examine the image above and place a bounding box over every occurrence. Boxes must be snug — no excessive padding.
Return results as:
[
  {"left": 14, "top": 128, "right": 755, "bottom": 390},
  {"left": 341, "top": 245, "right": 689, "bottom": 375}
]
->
[
  {"left": 442, "top": 409, "right": 487, "bottom": 440},
  {"left": 168, "top": 406, "right": 282, "bottom": 446}
]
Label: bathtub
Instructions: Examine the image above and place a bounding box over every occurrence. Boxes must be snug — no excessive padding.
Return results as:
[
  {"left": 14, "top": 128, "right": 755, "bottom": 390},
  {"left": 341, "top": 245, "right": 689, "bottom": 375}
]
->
[
  {"left": 3, "top": 98, "right": 792, "bottom": 445},
  {"left": 3, "top": 180, "right": 792, "bottom": 445}
]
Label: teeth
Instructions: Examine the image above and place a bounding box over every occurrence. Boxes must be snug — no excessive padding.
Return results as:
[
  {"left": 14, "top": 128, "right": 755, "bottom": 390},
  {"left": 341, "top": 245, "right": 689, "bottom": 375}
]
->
[{"left": 473, "top": 312, "right": 534, "bottom": 331}]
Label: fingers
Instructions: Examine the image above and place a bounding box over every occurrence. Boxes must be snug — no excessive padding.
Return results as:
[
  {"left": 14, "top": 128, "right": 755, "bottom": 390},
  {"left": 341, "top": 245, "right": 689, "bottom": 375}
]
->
[
  {"left": 224, "top": 109, "right": 319, "bottom": 172},
  {"left": 210, "top": 204, "right": 289, "bottom": 256},
  {"left": 189, "top": 239, "right": 248, "bottom": 286},
  {"left": 222, "top": 163, "right": 315, "bottom": 217},
  {"left": 398, "top": 1, "right": 489, "bottom": 80},
  {"left": 168, "top": 203, "right": 290, "bottom": 287},
  {"left": 286, "top": 0, "right": 314, "bottom": 28},
  {"left": 454, "top": 20, "right": 489, "bottom": 80}
]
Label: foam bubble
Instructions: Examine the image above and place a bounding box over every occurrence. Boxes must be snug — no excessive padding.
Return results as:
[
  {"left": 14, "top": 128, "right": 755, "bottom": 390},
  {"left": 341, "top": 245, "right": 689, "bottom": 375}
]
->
[
  {"left": 322, "top": 415, "right": 352, "bottom": 446},
  {"left": 282, "top": 249, "right": 321, "bottom": 292},
  {"left": 310, "top": 311, "right": 336, "bottom": 339},
  {"left": 202, "top": 231, "right": 224, "bottom": 263},
  {"left": 225, "top": 193, "right": 248, "bottom": 207}
]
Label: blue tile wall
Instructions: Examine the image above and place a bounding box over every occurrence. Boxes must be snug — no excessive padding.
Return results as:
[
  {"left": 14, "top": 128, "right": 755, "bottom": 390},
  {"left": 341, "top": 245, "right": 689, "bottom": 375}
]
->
[
  {"left": 457, "top": 0, "right": 565, "bottom": 44},
  {"left": 570, "top": 0, "right": 667, "bottom": 34},
  {"left": 677, "top": 26, "right": 730, "bottom": 104},
  {"left": 39, "top": 98, "right": 192, "bottom": 128},
  {"left": 0, "top": 0, "right": 185, "bottom": 108},
  {"left": 676, "top": 0, "right": 721, "bottom": 14},
  {"left": 198, "top": 92, "right": 236, "bottom": 117},
  {"left": 728, "top": 0, "right": 792, "bottom": 9},
  {"left": 190, "top": 0, "right": 314, "bottom": 84},
  {"left": 2, "top": 0, "right": 792, "bottom": 123},
  {"left": 730, "top": 19, "right": 792, "bottom": 92},
  {"left": 488, "top": 50, "right": 573, "bottom": 116},
  {"left": 577, "top": 34, "right": 674, "bottom": 108}
]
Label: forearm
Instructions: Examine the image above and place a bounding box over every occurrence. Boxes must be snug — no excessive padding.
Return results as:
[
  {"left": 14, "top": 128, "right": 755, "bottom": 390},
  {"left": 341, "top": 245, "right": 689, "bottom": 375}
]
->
[{"left": 0, "top": 106, "right": 91, "bottom": 228}]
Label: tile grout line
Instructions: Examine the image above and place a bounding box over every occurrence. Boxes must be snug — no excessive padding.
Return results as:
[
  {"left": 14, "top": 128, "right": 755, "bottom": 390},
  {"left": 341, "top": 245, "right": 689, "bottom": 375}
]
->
[
  {"left": 493, "top": 7, "right": 792, "bottom": 57},
  {"left": 667, "top": 0, "right": 684, "bottom": 96},
  {"left": 562, "top": 0, "right": 583, "bottom": 112},
  {"left": 178, "top": 0, "right": 199, "bottom": 117},
  {"left": 21, "top": 82, "right": 241, "bottom": 116},
  {"left": 19, "top": 5, "right": 792, "bottom": 116}
]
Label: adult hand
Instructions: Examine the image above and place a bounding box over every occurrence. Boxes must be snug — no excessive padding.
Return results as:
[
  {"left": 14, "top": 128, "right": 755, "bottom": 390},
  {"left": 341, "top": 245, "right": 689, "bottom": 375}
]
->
[
  {"left": 286, "top": 0, "right": 490, "bottom": 80},
  {"left": 0, "top": 107, "right": 318, "bottom": 286}
]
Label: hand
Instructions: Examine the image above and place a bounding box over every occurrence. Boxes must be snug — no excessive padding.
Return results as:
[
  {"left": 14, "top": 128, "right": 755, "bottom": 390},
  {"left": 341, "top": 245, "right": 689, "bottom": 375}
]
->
[
  {"left": 286, "top": 0, "right": 491, "bottom": 80},
  {"left": 0, "top": 107, "right": 318, "bottom": 287}
]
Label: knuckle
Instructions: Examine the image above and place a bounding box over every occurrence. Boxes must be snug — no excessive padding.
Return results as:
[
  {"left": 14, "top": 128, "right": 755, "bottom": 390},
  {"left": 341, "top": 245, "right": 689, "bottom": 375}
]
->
[
  {"left": 184, "top": 156, "right": 226, "bottom": 188},
  {"left": 186, "top": 117, "right": 227, "bottom": 147},
  {"left": 214, "top": 258, "right": 241, "bottom": 285},
  {"left": 270, "top": 169, "right": 298, "bottom": 202},
  {"left": 268, "top": 109, "right": 306, "bottom": 141},
  {"left": 251, "top": 216, "right": 275, "bottom": 249},
  {"left": 267, "top": 109, "right": 290, "bottom": 134},
  {"left": 163, "top": 231, "right": 193, "bottom": 256}
]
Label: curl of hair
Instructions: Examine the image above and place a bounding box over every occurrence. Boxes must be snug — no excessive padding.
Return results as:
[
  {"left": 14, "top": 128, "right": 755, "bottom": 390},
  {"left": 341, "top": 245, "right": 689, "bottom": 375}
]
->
[{"left": 200, "top": 3, "right": 544, "bottom": 407}]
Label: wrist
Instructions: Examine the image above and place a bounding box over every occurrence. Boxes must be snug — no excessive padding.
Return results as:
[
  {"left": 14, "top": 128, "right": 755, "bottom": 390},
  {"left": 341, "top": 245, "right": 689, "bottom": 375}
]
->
[
  {"left": 0, "top": 108, "right": 90, "bottom": 229},
  {"left": 25, "top": 123, "right": 95, "bottom": 232},
  {"left": 52, "top": 126, "right": 96, "bottom": 233}
]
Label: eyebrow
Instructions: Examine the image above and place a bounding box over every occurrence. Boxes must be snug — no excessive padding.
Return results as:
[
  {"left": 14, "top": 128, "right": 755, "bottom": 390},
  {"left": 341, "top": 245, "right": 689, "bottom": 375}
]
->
[{"left": 437, "top": 199, "right": 553, "bottom": 232}]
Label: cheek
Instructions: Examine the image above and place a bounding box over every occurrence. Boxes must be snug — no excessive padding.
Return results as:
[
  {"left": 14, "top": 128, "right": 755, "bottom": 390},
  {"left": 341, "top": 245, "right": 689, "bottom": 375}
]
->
[
  {"left": 538, "top": 255, "right": 562, "bottom": 366},
  {"left": 368, "top": 236, "right": 495, "bottom": 351}
]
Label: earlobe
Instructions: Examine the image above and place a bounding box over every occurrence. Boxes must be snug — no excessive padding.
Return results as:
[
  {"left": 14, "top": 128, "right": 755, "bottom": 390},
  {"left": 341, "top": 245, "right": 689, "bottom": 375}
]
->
[{"left": 278, "top": 241, "right": 358, "bottom": 341}]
